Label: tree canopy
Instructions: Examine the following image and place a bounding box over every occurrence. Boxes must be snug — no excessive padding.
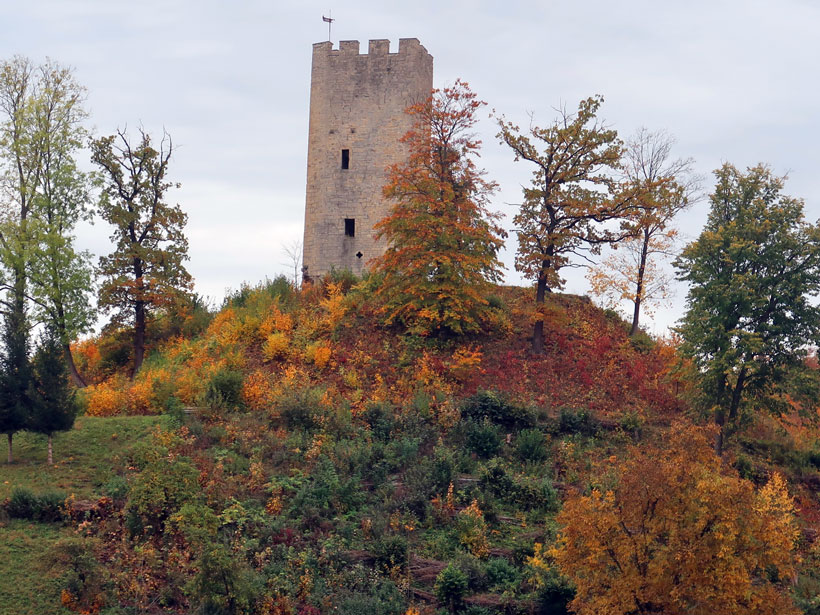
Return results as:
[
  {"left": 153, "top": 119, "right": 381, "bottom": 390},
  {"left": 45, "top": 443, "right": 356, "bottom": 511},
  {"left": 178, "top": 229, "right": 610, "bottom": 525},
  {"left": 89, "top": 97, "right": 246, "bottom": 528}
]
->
[
  {"left": 91, "top": 128, "right": 192, "bottom": 377},
  {"left": 551, "top": 424, "right": 799, "bottom": 615},
  {"left": 497, "top": 96, "right": 644, "bottom": 352},
  {"left": 372, "top": 80, "right": 506, "bottom": 336},
  {"left": 675, "top": 163, "right": 820, "bottom": 451}
]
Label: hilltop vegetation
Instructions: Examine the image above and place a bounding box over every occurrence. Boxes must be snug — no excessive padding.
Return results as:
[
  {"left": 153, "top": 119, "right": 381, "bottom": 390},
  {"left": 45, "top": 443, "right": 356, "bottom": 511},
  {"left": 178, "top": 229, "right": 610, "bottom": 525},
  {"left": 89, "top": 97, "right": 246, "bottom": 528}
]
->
[
  {"left": 2, "top": 59, "right": 820, "bottom": 615},
  {"left": 2, "top": 274, "right": 818, "bottom": 614}
]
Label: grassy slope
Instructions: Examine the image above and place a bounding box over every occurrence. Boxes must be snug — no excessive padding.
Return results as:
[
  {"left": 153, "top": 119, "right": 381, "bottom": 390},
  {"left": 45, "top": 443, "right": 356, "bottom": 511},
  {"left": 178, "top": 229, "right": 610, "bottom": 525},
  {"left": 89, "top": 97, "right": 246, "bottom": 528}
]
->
[
  {"left": 0, "top": 415, "right": 170, "bottom": 500},
  {"left": 0, "top": 415, "right": 169, "bottom": 615},
  {"left": 0, "top": 521, "right": 74, "bottom": 615}
]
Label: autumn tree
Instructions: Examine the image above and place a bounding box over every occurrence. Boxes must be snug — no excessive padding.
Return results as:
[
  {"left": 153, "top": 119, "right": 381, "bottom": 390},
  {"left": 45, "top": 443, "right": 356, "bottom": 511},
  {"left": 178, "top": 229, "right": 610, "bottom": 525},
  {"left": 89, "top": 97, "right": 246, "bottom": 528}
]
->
[
  {"left": 587, "top": 129, "right": 697, "bottom": 336},
  {"left": 551, "top": 424, "right": 799, "bottom": 615},
  {"left": 497, "top": 96, "right": 644, "bottom": 353},
  {"left": 372, "top": 80, "right": 506, "bottom": 336},
  {"left": 675, "top": 164, "right": 820, "bottom": 452},
  {"left": 27, "top": 327, "right": 79, "bottom": 464},
  {"left": 0, "top": 57, "right": 93, "bottom": 386},
  {"left": 91, "top": 128, "right": 192, "bottom": 377}
]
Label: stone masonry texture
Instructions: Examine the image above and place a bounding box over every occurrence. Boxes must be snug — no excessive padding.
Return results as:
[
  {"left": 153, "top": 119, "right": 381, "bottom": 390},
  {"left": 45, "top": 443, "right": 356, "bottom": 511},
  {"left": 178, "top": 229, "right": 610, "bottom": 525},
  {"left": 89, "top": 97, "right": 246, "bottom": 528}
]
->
[{"left": 302, "top": 38, "right": 434, "bottom": 279}]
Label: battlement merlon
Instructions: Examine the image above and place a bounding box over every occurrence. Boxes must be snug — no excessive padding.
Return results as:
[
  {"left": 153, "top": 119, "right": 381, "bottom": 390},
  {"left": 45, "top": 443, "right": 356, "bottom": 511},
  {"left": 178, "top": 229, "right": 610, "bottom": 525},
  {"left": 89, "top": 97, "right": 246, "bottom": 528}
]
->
[{"left": 311, "top": 38, "right": 430, "bottom": 58}]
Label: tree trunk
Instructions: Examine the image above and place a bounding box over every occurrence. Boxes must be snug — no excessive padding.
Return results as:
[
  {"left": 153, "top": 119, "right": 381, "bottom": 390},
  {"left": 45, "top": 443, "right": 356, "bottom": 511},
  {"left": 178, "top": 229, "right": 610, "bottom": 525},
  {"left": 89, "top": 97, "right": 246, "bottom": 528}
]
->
[
  {"left": 47, "top": 434, "right": 53, "bottom": 465},
  {"left": 715, "top": 367, "right": 747, "bottom": 455},
  {"left": 133, "top": 299, "right": 146, "bottom": 379},
  {"left": 63, "top": 343, "right": 86, "bottom": 388},
  {"left": 532, "top": 261, "right": 551, "bottom": 354},
  {"left": 7, "top": 433, "right": 12, "bottom": 464},
  {"left": 714, "top": 375, "right": 728, "bottom": 454},
  {"left": 629, "top": 230, "right": 650, "bottom": 337},
  {"left": 57, "top": 306, "right": 86, "bottom": 387}
]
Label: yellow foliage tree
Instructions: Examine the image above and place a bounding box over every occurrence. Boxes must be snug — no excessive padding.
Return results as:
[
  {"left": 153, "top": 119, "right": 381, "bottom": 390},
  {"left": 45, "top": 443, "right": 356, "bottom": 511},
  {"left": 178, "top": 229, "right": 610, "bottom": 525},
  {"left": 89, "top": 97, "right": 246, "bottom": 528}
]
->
[{"left": 551, "top": 424, "right": 799, "bottom": 615}]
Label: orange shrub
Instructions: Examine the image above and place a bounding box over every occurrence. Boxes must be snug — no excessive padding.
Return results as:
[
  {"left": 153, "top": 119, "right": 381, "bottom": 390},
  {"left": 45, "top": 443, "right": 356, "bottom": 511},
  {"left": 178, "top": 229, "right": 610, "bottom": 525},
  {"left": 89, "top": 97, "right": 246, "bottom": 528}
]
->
[
  {"left": 305, "top": 342, "right": 331, "bottom": 369},
  {"left": 447, "top": 346, "right": 483, "bottom": 382},
  {"left": 320, "top": 282, "right": 347, "bottom": 328},
  {"left": 259, "top": 304, "right": 294, "bottom": 338},
  {"left": 127, "top": 377, "right": 155, "bottom": 414},
  {"left": 242, "top": 370, "right": 273, "bottom": 410},
  {"left": 85, "top": 380, "right": 128, "bottom": 416},
  {"left": 262, "top": 332, "right": 290, "bottom": 362}
]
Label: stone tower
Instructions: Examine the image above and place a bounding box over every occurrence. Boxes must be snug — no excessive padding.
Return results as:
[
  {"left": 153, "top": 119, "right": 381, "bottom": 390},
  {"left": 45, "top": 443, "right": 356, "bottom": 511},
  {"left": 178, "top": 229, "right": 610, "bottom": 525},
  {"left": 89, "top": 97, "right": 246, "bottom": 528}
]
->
[{"left": 302, "top": 38, "right": 434, "bottom": 280}]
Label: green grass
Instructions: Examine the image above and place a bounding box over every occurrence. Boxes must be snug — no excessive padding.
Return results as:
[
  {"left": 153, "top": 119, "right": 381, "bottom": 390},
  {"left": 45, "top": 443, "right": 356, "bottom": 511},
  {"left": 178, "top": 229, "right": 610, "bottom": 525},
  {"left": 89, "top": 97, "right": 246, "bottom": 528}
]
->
[
  {"left": 0, "top": 520, "right": 74, "bottom": 615},
  {"left": 0, "top": 415, "right": 169, "bottom": 615},
  {"left": 0, "top": 415, "right": 170, "bottom": 500}
]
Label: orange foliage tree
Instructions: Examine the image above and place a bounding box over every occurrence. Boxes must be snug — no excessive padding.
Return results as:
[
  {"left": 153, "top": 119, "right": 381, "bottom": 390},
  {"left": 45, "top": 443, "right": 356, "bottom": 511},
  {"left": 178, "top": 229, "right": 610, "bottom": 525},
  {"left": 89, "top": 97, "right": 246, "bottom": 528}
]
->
[
  {"left": 372, "top": 80, "right": 506, "bottom": 336},
  {"left": 497, "top": 96, "right": 646, "bottom": 353},
  {"left": 551, "top": 424, "right": 799, "bottom": 615}
]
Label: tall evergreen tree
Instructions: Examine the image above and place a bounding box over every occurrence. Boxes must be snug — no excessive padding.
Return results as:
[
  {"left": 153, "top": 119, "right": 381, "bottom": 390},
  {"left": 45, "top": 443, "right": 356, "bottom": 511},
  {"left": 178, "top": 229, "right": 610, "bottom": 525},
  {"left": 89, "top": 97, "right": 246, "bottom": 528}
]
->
[
  {"left": 0, "top": 309, "right": 31, "bottom": 463},
  {"left": 28, "top": 327, "right": 78, "bottom": 465}
]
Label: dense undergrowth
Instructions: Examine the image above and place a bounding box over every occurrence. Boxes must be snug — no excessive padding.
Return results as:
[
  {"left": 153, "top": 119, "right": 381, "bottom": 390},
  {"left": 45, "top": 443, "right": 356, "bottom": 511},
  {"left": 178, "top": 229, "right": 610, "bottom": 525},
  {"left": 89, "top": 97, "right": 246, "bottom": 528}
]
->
[{"left": 3, "top": 274, "right": 820, "bottom": 614}]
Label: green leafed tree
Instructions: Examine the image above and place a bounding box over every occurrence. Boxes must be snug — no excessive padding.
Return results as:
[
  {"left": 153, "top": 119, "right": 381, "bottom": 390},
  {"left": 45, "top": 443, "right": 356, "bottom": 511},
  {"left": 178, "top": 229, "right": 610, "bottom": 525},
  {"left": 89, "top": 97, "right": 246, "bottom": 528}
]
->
[
  {"left": 28, "top": 326, "right": 79, "bottom": 464},
  {"left": 675, "top": 163, "right": 820, "bottom": 452},
  {"left": 497, "top": 96, "right": 644, "bottom": 353},
  {"left": 0, "top": 56, "right": 94, "bottom": 387},
  {"left": 91, "top": 128, "right": 193, "bottom": 377},
  {"left": 372, "top": 80, "right": 506, "bottom": 336}
]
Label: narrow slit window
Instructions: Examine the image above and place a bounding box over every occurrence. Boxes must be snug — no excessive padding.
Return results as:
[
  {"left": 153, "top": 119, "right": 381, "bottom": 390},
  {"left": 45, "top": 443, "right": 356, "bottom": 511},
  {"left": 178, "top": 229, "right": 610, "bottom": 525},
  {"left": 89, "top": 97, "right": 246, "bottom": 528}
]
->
[
  {"left": 341, "top": 149, "right": 350, "bottom": 169},
  {"left": 344, "top": 218, "right": 355, "bottom": 237}
]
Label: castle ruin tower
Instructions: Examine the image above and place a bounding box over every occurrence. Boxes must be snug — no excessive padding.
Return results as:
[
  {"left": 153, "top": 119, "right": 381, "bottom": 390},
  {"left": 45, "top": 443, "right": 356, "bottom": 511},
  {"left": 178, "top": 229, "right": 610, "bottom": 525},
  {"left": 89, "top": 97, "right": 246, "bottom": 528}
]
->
[{"left": 302, "top": 38, "right": 434, "bottom": 280}]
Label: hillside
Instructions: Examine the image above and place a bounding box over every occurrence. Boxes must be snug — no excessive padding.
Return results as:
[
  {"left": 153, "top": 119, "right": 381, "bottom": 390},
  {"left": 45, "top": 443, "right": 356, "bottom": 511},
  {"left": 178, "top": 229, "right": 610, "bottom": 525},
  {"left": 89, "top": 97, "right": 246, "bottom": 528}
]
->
[{"left": 2, "top": 275, "right": 820, "bottom": 614}]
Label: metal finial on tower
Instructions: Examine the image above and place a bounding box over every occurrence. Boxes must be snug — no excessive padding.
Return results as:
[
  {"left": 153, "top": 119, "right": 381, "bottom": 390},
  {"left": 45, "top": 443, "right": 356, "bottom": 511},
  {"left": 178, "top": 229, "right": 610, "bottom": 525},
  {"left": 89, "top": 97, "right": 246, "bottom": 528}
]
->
[{"left": 322, "top": 12, "right": 334, "bottom": 42}]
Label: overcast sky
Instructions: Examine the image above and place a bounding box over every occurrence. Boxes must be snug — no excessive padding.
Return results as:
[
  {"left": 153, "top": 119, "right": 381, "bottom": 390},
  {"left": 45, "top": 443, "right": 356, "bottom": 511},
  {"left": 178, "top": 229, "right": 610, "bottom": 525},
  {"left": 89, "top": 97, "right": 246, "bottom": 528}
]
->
[{"left": 2, "top": 0, "right": 819, "bottom": 334}]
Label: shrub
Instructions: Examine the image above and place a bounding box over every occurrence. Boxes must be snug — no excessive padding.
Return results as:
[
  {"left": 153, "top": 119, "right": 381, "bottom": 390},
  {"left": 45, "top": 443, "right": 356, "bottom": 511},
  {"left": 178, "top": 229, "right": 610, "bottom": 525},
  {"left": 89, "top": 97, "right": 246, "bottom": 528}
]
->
[
  {"left": 479, "top": 459, "right": 517, "bottom": 502},
  {"left": 556, "top": 408, "right": 599, "bottom": 436},
  {"left": 54, "top": 538, "right": 113, "bottom": 612},
  {"left": 103, "top": 475, "right": 130, "bottom": 502},
  {"left": 305, "top": 341, "right": 332, "bottom": 369},
  {"left": 465, "top": 418, "right": 503, "bottom": 459},
  {"left": 125, "top": 455, "right": 199, "bottom": 536},
  {"left": 629, "top": 330, "right": 655, "bottom": 354},
  {"left": 336, "top": 581, "right": 406, "bottom": 615},
  {"left": 363, "top": 401, "right": 395, "bottom": 442},
  {"left": 85, "top": 380, "right": 128, "bottom": 416},
  {"left": 456, "top": 500, "right": 489, "bottom": 558},
  {"left": 277, "top": 388, "right": 323, "bottom": 431},
  {"left": 435, "top": 563, "right": 469, "bottom": 613},
  {"left": 485, "top": 557, "right": 520, "bottom": 591},
  {"left": 618, "top": 410, "right": 644, "bottom": 438},
  {"left": 262, "top": 332, "right": 290, "bottom": 361},
  {"left": 5, "top": 487, "right": 65, "bottom": 522},
  {"left": 461, "top": 390, "right": 534, "bottom": 429},
  {"left": 327, "top": 267, "right": 360, "bottom": 292},
  {"left": 453, "top": 553, "right": 489, "bottom": 592},
  {"left": 373, "top": 534, "right": 409, "bottom": 573},
  {"left": 204, "top": 368, "right": 245, "bottom": 411},
  {"left": 241, "top": 370, "right": 273, "bottom": 410},
  {"left": 516, "top": 428, "right": 548, "bottom": 462}
]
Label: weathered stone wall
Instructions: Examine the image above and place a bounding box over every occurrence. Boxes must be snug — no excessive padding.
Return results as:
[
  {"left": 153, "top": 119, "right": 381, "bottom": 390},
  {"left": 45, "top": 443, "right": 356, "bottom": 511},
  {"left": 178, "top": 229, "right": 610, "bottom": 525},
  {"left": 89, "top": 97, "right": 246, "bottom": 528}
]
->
[{"left": 302, "top": 38, "right": 434, "bottom": 279}]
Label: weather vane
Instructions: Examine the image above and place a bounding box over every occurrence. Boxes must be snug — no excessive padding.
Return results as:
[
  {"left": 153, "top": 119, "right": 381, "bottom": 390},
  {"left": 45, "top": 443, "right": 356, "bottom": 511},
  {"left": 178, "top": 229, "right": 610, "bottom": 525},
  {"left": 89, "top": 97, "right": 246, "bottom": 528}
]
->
[{"left": 322, "top": 11, "right": 334, "bottom": 43}]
